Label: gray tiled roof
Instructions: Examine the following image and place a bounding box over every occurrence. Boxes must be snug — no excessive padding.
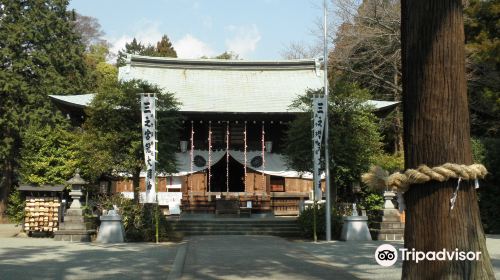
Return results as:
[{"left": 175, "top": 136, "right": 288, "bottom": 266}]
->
[
  {"left": 49, "top": 56, "right": 400, "bottom": 112},
  {"left": 118, "top": 55, "right": 324, "bottom": 113}
]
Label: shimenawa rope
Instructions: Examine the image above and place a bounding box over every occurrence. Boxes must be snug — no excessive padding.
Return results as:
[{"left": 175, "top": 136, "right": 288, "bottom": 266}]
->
[{"left": 361, "top": 163, "right": 487, "bottom": 211}]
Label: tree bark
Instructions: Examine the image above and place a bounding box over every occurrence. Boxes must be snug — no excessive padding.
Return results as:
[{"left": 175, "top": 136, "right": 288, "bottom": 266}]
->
[
  {"left": 401, "top": 0, "right": 494, "bottom": 279},
  {"left": 132, "top": 167, "right": 141, "bottom": 204}
]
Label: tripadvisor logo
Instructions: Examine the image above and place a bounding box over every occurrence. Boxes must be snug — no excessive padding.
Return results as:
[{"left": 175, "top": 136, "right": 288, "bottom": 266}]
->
[
  {"left": 375, "top": 244, "right": 398, "bottom": 267},
  {"left": 374, "top": 244, "right": 482, "bottom": 267}
]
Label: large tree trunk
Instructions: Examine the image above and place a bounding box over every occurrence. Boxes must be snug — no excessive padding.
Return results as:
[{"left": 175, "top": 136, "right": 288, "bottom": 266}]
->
[
  {"left": 401, "top": 0, "right": 494, "bottom": 279},
  {"left": 0, "top": 160, "right": 13, "bottom": 223}
]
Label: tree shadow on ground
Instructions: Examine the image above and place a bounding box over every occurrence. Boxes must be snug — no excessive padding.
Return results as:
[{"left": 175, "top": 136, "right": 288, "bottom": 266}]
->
[
  {"left": 0, "top": 240, "right": 179, "bottom": 280},
  {"left": 180, "top": 236, "right": 381, "bottom": 280}
]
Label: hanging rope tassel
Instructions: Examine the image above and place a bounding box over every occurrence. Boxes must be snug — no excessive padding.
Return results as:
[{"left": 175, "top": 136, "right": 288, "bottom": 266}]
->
[{"left": 450, "top": 177, "right": 462, "bottom": 210}]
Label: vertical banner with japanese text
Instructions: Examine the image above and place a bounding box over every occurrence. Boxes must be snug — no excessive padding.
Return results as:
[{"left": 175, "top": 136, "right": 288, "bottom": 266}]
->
[
  {"left": 141, "top": 93, "right": 157, "bottom": 203},
  {"left": 312, "top": 95, "right": 326, "bottom": 201}
]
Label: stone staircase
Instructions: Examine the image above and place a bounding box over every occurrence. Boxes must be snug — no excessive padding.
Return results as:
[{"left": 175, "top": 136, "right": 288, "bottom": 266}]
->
[{"left": 169, "top": 218, "right": 302, "bottom": 238}]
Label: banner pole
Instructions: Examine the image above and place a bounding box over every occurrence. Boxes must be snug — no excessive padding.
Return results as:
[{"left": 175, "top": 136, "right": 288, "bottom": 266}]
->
[
  {"left": 324, "top": 0, "right": 332, "bottom": 242},
  {"left": 154, "top": 93, "right": 159, "bottom": 244}
]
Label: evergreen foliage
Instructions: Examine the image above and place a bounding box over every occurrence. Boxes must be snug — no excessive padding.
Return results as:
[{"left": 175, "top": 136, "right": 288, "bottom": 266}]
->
[
  {"left": 6, "top": 189, "right": 25, "bottom": 225},
  {"left": 116, "top": 35, "right": 177, "bottom": 67},
  {"left": 297, "top": 204, "right": 344, "bottom": 240},
  {"left": 464, "top": 0, "right": 500, "bottom": 137},
  {"left": 19, "top": 124, "right": 80, "bottom": 185},
  {"left": 96, "top": 193, "right": 170, "bottom": 241},
  {"left": 0, "top": 0, "right": 88, "bottom": 217},
  {"left": 156, "top": 35, "right": 177, "bottom": 58},
  {"left": 79, "top": 80, "right": 181, "bottom": 198},
  {"left": 284, "top": 82, "right": 382, "bottom": 194},
  {"left": 83, "top": 43, "right": 118, "bottom": 92}
]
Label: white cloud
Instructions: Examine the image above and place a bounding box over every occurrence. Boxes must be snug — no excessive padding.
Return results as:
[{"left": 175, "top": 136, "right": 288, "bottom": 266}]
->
[
  {"left": 106, "top": 19, "right": 163, "bottom": 59},
  {"left": 225, "top": 24, "right": 261, "bottom": 58},
  {"left": 174, "top": 34, "right": 215, "bottom": 59}
]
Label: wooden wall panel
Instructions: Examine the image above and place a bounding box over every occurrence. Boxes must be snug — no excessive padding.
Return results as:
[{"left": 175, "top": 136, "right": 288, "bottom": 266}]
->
[
  {"left": 183, "top": 173, "right": 207, "bottom": 193},
  {"left": 284, "top": 178, "right": 313, "bottom": 193},
  {"left": 245, "top": 170, "right": 267, "bottom": 193},
  {"left": 192, "top": 173, "right": 206, "bottom": 192}
]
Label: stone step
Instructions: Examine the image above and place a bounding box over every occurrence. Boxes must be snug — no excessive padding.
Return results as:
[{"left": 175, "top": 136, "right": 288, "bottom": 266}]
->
[
  {"left": 370, "top": 222, "right": 405, "bottom": 230},
  {"left": 173, "top": 226, "right": 301, "bottom": 231},
  {"left": 169, "top": 219, "right": 301, "bottom": 238},
  {"left": 171, "top": 220, "right": 297, "bottom": 224},
  {"left": 176, "top": 230, "right": 302, "bottom": 237},
  {"left": 370, "top": 228, "right": 404, "bottom": 235}
]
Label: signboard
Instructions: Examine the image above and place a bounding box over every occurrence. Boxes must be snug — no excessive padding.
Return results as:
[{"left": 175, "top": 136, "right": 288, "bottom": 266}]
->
[
  {"left": 312, "top": 95, "right": 326, "bottom": 201},
  {"left": 141, "top": 93, "right": 157, "bottom": 203}
]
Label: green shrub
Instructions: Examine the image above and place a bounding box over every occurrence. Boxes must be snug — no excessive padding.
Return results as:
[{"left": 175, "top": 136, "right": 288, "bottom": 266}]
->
[
  {"left": 360, "top": 193, "right": 384, "bottom": 211},
  {"left": 371, "top": 152, "right": 404, "bottom": 173},
  {"left": 297, "top": 204, "right": 343, "bottom": 240},
  {"left": 6, "top": 189, "right": 25, "bottom": 225},
  {"left": 96, "top": 194, "right": 171, "bottom": 241}
]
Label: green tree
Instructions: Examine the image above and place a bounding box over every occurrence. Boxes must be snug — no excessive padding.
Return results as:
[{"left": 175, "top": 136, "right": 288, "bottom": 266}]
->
[
  {"left": 155, "top": 35, "right": 177, "bottom": 58},
  {"left": 116, "top": 35, "right": 178, "bottom": 67},
  {"left": 283, "top": 82, "right": 382, "bottom": 201},
  {"left": 116, "top": 38, "right": 144, "bottom": 67},
  {"left": 83, "top": 43, "right": 118, "bottom": 92},
  {"left": 201, "top": 51, "right": 240, "bottom": 60},
  {"left": 0, "top": 0, "right": 87, "bottom": 221},
  {"left": 80, "top": 80, "right": 181, "bottom": 202},
  {"left": 18, "top": 125, "right": 80, "bottom": 185},
  {"left": 464, "top": 0, "right": 500, "bottom": 137}
]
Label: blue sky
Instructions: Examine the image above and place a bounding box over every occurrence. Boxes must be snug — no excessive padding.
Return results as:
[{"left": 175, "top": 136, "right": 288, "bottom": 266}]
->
[{"left": 69, "top": 0, "right": 324, "bottom": 60}]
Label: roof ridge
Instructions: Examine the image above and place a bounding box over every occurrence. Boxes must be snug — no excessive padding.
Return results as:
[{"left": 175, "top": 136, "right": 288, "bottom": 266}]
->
[{"left": 127, "top": 54, "right": 319, "bottom": 70}]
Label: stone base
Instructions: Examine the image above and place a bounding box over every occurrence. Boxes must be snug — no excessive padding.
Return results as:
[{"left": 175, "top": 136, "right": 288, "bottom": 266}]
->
[
  {"left": 96, "top": 215, "right": 125, "bottom": 243},
  {"left": 370, "top": 209, "right": 405, "bottom": 241},
  {"left": 370, "top": 230, "right": 404, "bottom": 241},
  {"left": 340, "top": 216, "right": 372, "bottom": 241},
  {"left": 54, "top": 230, "right": 94, "bottom": 242}
]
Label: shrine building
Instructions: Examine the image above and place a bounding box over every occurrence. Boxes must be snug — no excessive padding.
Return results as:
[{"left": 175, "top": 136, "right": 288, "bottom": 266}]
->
[{"left": 50, "top": 55, "right": 398, "bottom": 216}]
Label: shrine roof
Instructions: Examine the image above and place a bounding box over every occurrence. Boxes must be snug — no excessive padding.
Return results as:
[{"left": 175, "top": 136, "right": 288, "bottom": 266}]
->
[
  {"left": 118, "top": 55, "right": 324, "bottom": 113},
  {"left": 49, "top": 55, "right": 400, "bottom": 114}
]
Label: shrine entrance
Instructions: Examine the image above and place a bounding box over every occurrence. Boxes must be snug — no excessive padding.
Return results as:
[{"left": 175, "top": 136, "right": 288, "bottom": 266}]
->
[{"left": 209, "top": 154, "right": 245, "bottom": 193}]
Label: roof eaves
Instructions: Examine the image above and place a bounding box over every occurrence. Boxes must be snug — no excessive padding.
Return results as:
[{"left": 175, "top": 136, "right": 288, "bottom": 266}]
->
[{"left": 128, "top": 55, "right": 318, "bottom": 71}]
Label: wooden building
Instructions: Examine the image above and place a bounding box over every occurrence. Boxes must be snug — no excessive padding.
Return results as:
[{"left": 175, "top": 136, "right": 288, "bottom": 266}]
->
[{"left": 50, "top": 55, "right": 398, "bottom": 216}]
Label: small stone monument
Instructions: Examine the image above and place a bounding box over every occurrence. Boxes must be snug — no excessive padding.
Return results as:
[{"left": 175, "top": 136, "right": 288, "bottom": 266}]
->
[
  {"left": 54, "top": 169, "right": 94, "bottom": 242},
  {"left": 340, "top": 203, "right": 372, "bottom": 241},
  {"left": 96, "top": 205, "right": 125, "bottom": 243},
  {"left": 370, "top": 191, "right": 405, "bottom": 241}
]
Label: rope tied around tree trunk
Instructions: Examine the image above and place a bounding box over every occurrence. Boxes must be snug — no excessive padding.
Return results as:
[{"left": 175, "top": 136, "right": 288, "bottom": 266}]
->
[
  {"left": 362, "top": 163, "right": 487, "bottom": 192},
  {"left": 362, "top": 163, "right": 487, "bottom": 211}
]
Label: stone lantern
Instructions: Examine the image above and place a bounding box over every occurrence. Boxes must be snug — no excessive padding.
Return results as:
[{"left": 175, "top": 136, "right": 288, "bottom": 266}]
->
[
  {"left": 369, "top": 190, "right": 405, "bottom": 241},
  {"left": 66, "top": 169, "right": 87, "bottom": 213},
  {"left": 54, "top": 169, "right": 94, "bottom": 242}
]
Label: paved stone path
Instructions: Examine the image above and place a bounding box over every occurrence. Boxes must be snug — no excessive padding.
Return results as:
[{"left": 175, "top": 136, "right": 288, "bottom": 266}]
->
[
  {"left": 0, "top": 237, "right": 178, "bottom": 280},
  {"left": 0, "top": 223, "right": 499, "bottom": 280},
  {"left": 179, "top": 235, "right": 500, "bottom": 280},
  {"left": 180, "top": 235, "right": 357, "bottom": 280}
]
